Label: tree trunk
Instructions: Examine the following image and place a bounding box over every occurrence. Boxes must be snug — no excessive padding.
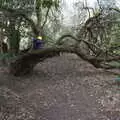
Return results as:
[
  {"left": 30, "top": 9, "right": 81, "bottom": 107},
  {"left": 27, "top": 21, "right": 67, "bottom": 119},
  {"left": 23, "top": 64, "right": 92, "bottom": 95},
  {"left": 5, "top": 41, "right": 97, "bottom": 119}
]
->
[
  {"left": 9, "top": 47, "right": 61, "bottom": 76},
  {"left": 9, "top": 47, "right": 77, "bottom": 76},
  {"left": 8, "top": 18, "right": 20, "bottom": 55},
  {"left": 9, "top": 46, "right": 120, "bottom": 76}
]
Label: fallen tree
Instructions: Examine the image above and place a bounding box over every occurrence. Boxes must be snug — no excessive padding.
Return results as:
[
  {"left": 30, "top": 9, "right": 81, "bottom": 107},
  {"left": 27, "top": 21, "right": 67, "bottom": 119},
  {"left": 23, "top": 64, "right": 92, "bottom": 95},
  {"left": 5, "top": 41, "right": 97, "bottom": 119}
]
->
[
  {"left": 1, "top": 6, "right": 120, "bottom": 76},
  {"left": 9, "top": 45, "right": 120, "bottom": 76},
  {"left": 9, "top": 46, "right": 98, "bottom": 76}
]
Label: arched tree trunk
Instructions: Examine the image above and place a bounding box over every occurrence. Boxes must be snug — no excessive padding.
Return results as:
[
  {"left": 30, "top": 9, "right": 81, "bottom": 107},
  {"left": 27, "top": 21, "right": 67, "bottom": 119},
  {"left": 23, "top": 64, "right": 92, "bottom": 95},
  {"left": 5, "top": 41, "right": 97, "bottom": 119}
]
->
[
  {"left": 9, "top": 47, "right": 69, "bottom": 76},
  {"left": 9, "top": 46, "right": 120, "bottom": 76}
]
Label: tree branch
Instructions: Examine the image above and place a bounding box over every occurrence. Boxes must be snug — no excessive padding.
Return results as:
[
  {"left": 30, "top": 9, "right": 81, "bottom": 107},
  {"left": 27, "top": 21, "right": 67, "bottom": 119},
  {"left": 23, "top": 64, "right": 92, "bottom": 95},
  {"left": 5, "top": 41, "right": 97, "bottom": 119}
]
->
[
  {"left": 10, "top": 46, "right": 120, "bottom": 76},
  {"left": 42, "top": 7, "right": 50, "bottom": 28},
  {"left": 0, "top": 7, "right": 39, "bottom": 36}
]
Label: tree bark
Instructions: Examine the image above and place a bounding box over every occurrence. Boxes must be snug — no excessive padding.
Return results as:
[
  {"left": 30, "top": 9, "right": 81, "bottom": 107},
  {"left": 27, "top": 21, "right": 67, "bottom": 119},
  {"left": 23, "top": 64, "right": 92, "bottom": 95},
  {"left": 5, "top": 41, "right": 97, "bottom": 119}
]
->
[
  {"left": 9, "top": 47, "right": 75, "bottom": 76},
  {"left": 9, "top": 45, "right": 120, "bottom": 76}
]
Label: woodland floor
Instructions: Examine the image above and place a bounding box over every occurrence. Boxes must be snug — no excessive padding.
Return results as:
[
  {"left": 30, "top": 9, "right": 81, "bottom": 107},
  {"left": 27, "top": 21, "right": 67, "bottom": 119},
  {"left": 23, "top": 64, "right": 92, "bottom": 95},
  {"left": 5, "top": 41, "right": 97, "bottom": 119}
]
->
[{"left": 0, "top": 54, "right": 120, "bottom": 120}]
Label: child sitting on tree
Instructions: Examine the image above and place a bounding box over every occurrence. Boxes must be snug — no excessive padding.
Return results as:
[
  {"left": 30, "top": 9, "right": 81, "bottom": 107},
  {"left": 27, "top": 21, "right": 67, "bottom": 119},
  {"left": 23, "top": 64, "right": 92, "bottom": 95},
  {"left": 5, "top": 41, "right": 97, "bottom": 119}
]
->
[{"left": 32, "top": 36, "right": 44, "bottom": 50}]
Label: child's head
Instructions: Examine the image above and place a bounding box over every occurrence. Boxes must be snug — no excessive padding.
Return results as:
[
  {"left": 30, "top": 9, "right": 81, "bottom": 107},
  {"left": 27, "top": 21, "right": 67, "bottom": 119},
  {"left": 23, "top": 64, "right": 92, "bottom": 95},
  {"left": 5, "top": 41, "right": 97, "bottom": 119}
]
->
[{"left": 37, "top": 36, "right": 42, "bottom": 40}]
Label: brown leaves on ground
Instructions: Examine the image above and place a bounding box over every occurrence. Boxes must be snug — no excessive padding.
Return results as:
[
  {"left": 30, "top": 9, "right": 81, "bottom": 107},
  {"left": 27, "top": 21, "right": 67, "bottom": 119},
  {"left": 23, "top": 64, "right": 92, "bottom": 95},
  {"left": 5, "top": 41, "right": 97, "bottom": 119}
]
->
[{"left": 0, "top": 54, "right": 120, "bottom": 120}]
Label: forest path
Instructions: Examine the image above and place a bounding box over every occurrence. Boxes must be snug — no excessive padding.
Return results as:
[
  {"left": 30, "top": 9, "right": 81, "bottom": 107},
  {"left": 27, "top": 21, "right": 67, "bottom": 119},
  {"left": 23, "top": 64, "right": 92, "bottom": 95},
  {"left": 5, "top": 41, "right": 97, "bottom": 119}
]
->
[{"left": 0, "top": 54, "right": 120, "bottom": 120}]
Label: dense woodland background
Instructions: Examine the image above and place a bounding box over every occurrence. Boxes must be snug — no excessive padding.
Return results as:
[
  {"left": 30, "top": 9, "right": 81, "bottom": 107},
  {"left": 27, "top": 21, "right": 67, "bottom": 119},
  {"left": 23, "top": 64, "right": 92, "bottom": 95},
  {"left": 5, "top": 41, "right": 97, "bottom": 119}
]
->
[{"left": 0, "top": 0, "right": 120, "bottom": 119}]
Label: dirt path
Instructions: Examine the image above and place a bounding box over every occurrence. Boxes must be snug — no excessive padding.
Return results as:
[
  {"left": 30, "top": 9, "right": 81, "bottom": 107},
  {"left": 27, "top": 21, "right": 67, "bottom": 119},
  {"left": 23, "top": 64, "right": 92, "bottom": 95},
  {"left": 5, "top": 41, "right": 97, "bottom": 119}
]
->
[{"left": 0, "top": 54, "right": 120, "bottom": 120}]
